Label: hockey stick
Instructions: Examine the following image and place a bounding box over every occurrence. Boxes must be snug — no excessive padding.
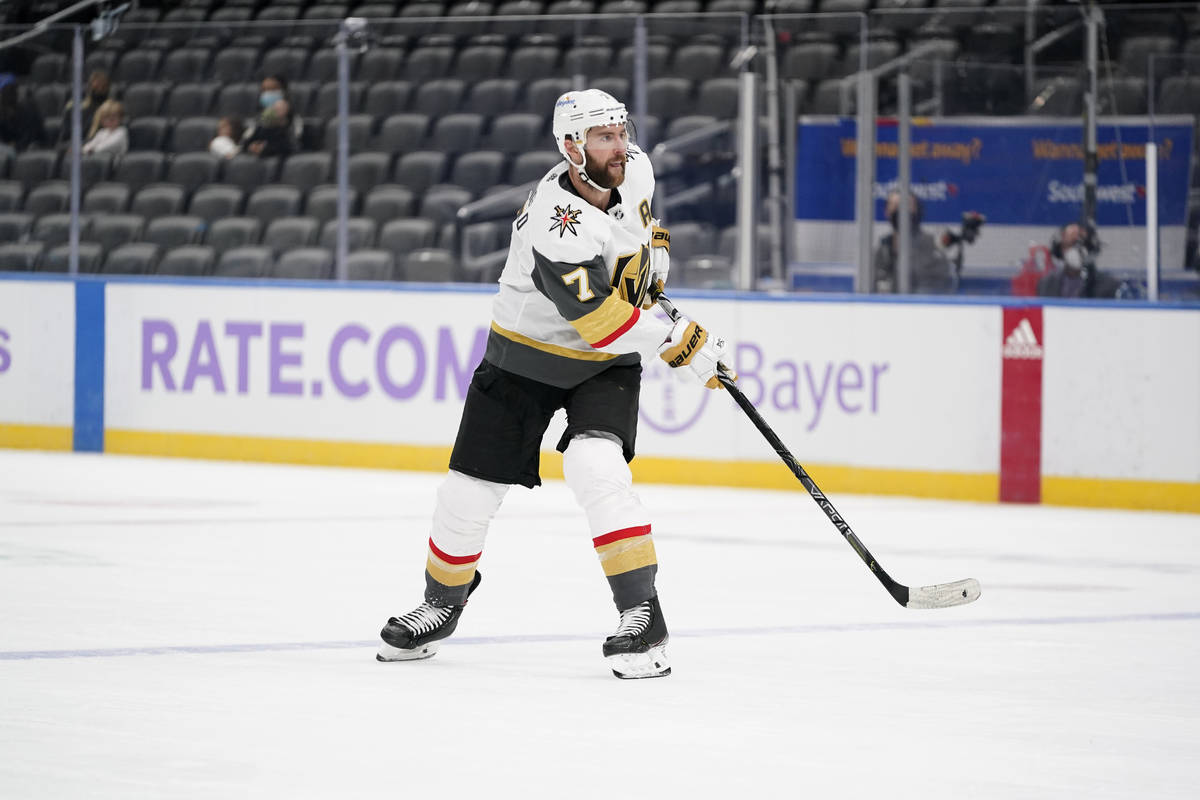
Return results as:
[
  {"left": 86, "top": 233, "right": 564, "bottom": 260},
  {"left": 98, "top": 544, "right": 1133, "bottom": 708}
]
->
[{"left": 653, "top": 291, "right": 980, "bottom": 609}]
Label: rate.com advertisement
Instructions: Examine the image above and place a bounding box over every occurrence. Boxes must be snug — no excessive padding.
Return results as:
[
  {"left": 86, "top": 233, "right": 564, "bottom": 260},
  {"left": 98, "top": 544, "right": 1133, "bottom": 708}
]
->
[{"left": 104, "top": 285, "right": 1001, "bottom": 473}]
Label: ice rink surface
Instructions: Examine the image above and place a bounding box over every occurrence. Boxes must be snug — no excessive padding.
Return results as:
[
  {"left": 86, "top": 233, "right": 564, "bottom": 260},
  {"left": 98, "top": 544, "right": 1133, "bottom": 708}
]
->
[{"left": 1, "top": 450, "right": 1197, "bottom": 799}]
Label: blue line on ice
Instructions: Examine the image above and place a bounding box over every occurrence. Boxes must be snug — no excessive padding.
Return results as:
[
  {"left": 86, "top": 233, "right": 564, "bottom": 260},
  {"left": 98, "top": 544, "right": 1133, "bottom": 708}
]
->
[{"left": 2, "top": 611, "right": 1198, "bottom": 661}]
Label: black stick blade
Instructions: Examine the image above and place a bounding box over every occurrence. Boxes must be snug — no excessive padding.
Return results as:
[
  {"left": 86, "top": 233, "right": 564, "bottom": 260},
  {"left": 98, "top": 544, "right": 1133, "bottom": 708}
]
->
[{"left": 905, "top": 578, "right": 982, "bottom": 609}]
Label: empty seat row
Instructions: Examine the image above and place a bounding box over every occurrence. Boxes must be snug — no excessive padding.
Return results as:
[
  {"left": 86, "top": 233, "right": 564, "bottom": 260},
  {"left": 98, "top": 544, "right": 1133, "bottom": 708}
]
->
[
  {"left": 0, "top": 209, "right": 473, "bottom": 260},
  {"left": 0, "top": 239, "right": 465, "bottom": 282},
  {"left": 2, "top": 147, "right": 563, "bottom": 195}
]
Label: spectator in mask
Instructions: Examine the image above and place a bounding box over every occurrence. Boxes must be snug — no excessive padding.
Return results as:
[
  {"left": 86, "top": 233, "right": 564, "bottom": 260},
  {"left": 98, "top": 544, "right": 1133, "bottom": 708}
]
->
[
  {"left": 873, "top": 190, "right": 956, "bottom": 294},
  {"left": 241, "top": 75, "right": 302, "bottom": 157},
  {"left": 59, "top": 70, "right": 115, "bottom": 146},
  {"left": 1037, "top": 223, "right": 1125, "bottom": 299}
]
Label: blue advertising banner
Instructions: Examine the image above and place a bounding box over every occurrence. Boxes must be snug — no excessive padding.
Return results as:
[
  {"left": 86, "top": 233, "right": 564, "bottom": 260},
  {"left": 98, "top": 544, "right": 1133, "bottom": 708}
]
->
[{"left": 795, "top": 117, "right": 1193, "bottom": 227}]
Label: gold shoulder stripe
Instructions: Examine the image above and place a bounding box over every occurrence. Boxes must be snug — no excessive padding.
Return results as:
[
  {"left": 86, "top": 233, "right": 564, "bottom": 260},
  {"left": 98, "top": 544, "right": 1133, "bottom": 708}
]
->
[
  {"left": 491, "top": 321, "right": 619, "bottom": 362},
  {"left": 568, "top": 293, "right": 638, "bottom": 347}
]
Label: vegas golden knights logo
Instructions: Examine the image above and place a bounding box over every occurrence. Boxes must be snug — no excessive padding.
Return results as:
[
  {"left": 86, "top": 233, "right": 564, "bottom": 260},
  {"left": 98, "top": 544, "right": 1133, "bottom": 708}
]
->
[{"left": 611, "top": 245, "right": 651, "bottom": 307}]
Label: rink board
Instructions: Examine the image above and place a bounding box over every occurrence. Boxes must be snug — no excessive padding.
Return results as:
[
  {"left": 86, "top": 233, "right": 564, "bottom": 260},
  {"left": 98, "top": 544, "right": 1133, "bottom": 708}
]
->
[
  {"left": 1, "top": 274, "right": 1197, "bottom": 512},
  {"left": 0, "top": 280, "right": 74, "bottom": 451}
]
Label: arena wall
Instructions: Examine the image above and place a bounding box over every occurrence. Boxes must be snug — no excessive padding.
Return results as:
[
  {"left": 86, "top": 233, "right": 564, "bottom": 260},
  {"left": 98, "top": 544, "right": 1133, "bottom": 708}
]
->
[{"left": 1, "top": 274, "right": 1196, "bottom": 513}]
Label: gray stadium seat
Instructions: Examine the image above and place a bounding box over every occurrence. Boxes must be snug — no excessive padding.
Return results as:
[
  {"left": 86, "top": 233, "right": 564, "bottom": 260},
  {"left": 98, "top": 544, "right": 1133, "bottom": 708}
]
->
[
  {"left": 144, "top": 216, "right": 206, "bottom": 251},
  {"left": 33, "top": 213, "right": 87, "bottom": 248},
  {"left": 304, "top": 185, "right": 360, "bottom": 224},
  {"left": 161, "top": 51, "right": 213, "bottom": 84},
  {"left": 404, "top": 46, "right": 456, "bottom": 81},
  {"left": 102, "top": 243, "right": 160, "bottom": 275},
  {"left": 394, "top": 151, "right": 448, "bottom": 194},
  {"left": 167, "top": 153, "right": 220, "bottom": 195},
  {"left": 509, "top": 151, "right": 561, "bottom": 185},
  {"left": 429, "top": 114, "right": 486, "bottom": 155},
  {"left": 24, "top": 182, "right": 70, "bottom": 216},
  {"left": 92, "top": 214, "right": 146, "bottom": 252},
  {"left": 0, "top": 242, "right": 44, "bottom": 271},
  {"left": 165, "top": 83, "right": 218, "bottom": 118},
  {"left": 12, "top": 151, "right": 58, "bottom": 191},
  {"left": 0, "top": 213, "right": 34, "bottom": 243},
  {"left": 157, "top": 245, "right": 216, "bottom": 276},
  {"left": 215, "top": 82, "right": 260, "bottom": 118},
  {"left": 114, "top": 152, "right": 167, "bottom": 194},
  {"left": 780, "top": 41, "right": 839, "bottom": 81},
  {"left": 189, "top": 184, "right": 246, "bottom": 222},
  {"left": 262, "top": 216, "right": 320, "bottom": 254},
  {"left": 360, "top": 48, "right": 405, "bottom": 83},
  {"left": 365, "top": 81, "right": 413, "bottom": 117},
  {"left": 214, "top": 246, "right": 274, "bottom": 278},
  {"left": 0, "top": 181, "right": 23, "bottom": 212},
  {"left": 115, "top": 50, "right": 162, "bottom": 84},
  {"left": 450, "top": 151, "right": 508, "bottom": 197},
  {"left": 280, "top": 153, "right": 333, "bottom": 193},
  {"left": 463, "top": 78, "right": 522, "bottom": 117},
  {"left": 413, "top": 79, "right": 467, "bottom": 116},
  {"left": 456, "top": 45, "right": 509, "bottom": 82},
  {"left": 398, "top": 247, "right": 458, "bottom": 282},
  {"left": 379, "top": 218, "right": 438, "bottom": 260},
  {"left": 419, "top": 185, "right": 474, "bottom": 226},
  {"left": 345, "top": 249, "right": 396, "bottom": 281},
  {"left": 221, "top": 155, "right": 279, "bottom": 192},
  {"left": 363, "top": 185, "right": 417, "bottom": 226},
  {"left": 131, "top": 184, "right": 187, "bottom": 218},
  {"left": 206, "top": 217, "right": 263, "bottom": 255},
  {"left": 172, "top": 117, "right": 220, "bottom": 153},
  {"left": 82, "top": 182, "right": 131, "bottom": 214},
  {"left": 245, "top": 185, "right": 303, "bottom": 224},
  {"left": 378, "top": 114, "right": 430, "bottom": 153},
  {"left": 487, "top": 113, "right": 545, "bottom": 155},
  {"left": 44, "top": 242, "right": 104, "bottom": 273},
  {"left": 123, "top": 81, "right": 168, "bottom": 118},
  {"left": 319, "top": 217, "right": 379, "bottom": 251},
  {"left": 347, "top": 152, "right": 393, "bottom": 196},
  {"left": 272, "top": 247, "right": 334, "bottom": 280}
]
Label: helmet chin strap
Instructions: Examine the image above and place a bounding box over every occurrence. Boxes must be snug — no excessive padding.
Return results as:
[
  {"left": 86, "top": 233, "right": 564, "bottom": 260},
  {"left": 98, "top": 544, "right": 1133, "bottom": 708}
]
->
[{"left": 566, "top": 139, "right": 604, "bottom": 189}]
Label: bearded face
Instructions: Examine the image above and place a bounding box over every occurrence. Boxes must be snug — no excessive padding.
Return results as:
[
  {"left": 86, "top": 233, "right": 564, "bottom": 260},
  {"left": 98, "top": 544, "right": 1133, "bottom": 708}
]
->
[{"left": 583, "top": 147, "right": 627, "bottom": 189}]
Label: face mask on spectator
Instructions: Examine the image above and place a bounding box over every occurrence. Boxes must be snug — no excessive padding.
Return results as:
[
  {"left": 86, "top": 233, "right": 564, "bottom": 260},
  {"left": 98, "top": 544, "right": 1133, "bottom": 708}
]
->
[{"left": 260, "top": 91, "right": 283, "bottom": 109}]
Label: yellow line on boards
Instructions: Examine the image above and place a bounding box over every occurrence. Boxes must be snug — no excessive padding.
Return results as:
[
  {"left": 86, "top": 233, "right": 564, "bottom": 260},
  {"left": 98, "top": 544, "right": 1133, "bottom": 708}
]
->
[
  {"left": 1042, "top": 476, "right": 1200, "bottom": 514},
  {"left": 0, "top": 424, "right": 73, "bottom": 451}
]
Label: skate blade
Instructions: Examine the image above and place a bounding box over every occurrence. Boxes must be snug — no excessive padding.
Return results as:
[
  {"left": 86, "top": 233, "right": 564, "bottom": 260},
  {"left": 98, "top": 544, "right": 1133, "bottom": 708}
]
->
[
  {"left": 376, "top": 640, "right": 440, "bottom": 662},
  {"left": 607, "top": 645, "right": 670, "bottom": 679}
]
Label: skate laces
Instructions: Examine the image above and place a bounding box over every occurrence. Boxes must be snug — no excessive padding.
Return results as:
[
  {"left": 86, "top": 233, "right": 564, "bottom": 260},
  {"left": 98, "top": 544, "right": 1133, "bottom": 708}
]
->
[
  {"left": 394, "top": 602, "right": 452, "bottom": 636},
  {"left": 612, "top": 601, "right": 653, "bottom": 637}
]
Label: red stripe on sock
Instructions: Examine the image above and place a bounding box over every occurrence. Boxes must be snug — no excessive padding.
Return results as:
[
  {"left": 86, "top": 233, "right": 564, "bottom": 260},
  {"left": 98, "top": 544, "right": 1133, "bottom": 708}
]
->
[
  {"left": 591, "top": 306, "right": 640, "bottom": 349},
  {"left": 428, "top": 538, "right": 482, "bottom": 565},
  {"left": 592, "top": 524, "right": 652, "bottom": 549}
]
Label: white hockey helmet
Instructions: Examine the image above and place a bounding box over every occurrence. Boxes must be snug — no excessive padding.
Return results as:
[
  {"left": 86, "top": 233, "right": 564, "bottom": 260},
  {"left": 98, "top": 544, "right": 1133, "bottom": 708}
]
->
[{"left": 552, "top": 89, "right": 628, "bottom": 175}]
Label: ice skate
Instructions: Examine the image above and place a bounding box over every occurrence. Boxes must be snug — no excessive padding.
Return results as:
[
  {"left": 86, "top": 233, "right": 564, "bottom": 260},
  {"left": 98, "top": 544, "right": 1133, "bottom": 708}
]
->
[
  {"left": 377, "top": 571, "right": 482, "bottom": 662},
  {"left": 602, "top": 595, "right": 670, "bottom": 679}
]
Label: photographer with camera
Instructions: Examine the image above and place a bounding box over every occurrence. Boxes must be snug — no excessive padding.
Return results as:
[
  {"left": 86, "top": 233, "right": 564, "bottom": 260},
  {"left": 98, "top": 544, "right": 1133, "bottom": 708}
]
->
[
  {"left": 873, "top": 190, "right": 957, "bottom": 295},
  {"left": 1036, "top": 223, "right": 1124, "bottom": 299}
]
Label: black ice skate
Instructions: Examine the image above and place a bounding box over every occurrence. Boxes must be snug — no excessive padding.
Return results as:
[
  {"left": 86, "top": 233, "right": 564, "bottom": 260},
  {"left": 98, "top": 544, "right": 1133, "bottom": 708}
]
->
[
  {"left": 602, "top": 595, "right": 670, "bottom": 679},
  {"left": 376, "top": 571, "right": 482, "bottom": 662}
]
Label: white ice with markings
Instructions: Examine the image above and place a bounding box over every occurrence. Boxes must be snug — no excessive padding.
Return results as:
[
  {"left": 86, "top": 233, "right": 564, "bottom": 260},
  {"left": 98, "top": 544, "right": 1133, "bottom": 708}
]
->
[{"left": 1, "top": 451, "right": 1197, "bottom": 798}]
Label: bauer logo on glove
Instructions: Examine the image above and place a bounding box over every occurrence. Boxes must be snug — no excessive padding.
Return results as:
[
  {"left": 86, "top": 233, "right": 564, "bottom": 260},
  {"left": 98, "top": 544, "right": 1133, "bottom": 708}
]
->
[{"left": 657, "top": 317, "right": 731, "bottom": 390}]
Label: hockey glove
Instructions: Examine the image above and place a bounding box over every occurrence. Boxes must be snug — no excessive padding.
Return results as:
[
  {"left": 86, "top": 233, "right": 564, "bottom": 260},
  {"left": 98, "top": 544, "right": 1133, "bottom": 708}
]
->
[
  {"left": 657, "top": 317, "right": 733, "bottom": 390},
  {"left": 643, "top": 222, "right": 671, "bottom": 309}
]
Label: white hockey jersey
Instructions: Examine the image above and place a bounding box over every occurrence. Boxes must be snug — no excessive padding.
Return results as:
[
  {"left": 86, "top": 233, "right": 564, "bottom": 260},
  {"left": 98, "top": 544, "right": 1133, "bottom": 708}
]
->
[{"left": 484, "top": 145, "right": 673, "bottom": 389}]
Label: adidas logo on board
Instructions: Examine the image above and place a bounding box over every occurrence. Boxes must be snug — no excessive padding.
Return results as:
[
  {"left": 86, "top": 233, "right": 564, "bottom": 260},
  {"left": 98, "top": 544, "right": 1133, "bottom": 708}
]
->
[{"left": 1003, "top": 318, "right": 1043, "bottom": 359}]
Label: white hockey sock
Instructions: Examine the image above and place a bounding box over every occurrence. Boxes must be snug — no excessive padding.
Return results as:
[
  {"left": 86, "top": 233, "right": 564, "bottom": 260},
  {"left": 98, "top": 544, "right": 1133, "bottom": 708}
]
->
[
  {"left": 562, "top": 434, "right": 657, "bottom": 609},
  {"left": 425, "top": 470, "right": 509, "bottom": 604}
]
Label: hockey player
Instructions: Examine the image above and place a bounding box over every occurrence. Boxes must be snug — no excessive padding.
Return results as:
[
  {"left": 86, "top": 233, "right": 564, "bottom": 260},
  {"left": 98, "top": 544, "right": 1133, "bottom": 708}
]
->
[{"left": 377, "top": 89, "right": 731, "bottom": 679}]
